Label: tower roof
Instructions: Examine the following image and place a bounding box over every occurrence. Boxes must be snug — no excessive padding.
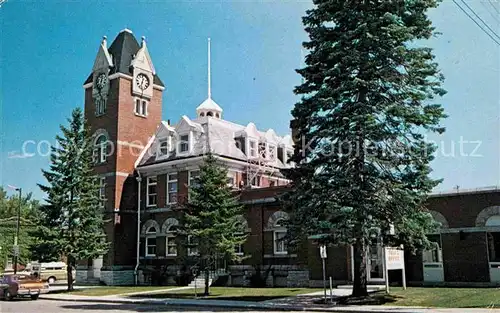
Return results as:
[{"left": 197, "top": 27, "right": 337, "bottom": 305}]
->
[
  {"left": 196, "top": 97, "right": 223, "bottom": 112},
  {"left": 84, "top": 30, "right": 164, "bottom": 86}
]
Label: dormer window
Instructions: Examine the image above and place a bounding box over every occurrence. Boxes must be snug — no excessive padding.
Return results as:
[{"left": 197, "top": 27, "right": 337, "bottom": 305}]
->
[
  {"left": 135, "top": 98, "right": 148, "bottom": 117},
  {"left": 249, "top": 140, "right": 257, "bottom": 158},
  {"left": 200, "top": 112, "right": 205, "bottom": 117},
  {"left": 207, "top": 111, "right": 213, "bottom": 117},
  {"left": 159, "top": 139, "right": 169, "bottom": 156},
  {"left": 179, "top": 134, "right": 189, "bottom": 153}
]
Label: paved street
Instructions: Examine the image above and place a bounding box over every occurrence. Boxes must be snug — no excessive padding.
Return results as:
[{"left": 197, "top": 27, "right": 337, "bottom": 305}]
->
[{"left": 0, "top": 299, "right": 284, "bottom": 313}]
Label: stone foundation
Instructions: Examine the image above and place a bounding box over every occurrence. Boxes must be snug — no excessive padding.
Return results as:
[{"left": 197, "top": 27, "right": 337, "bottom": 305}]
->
[
  {"left": 226, "top": 265, "right": 311, "bottom": 288},
  {"left": 101, "top": 269, "right": 135, "bottom": 286}
]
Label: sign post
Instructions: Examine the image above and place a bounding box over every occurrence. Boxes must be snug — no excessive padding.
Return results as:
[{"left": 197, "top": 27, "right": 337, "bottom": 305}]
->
[
  {"left": 320, "top": 245, "right": 327, "bottom": 302},
  {"left": 384, "top": 247, "right": 406, "bottom": 294}
]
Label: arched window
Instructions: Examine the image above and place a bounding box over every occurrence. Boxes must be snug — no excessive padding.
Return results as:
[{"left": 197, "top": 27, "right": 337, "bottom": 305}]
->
[
  {"left": 94, "top": 134, "right": 108, "bottom": 163},
  {"left": 200, "top": 112, "right": 205, "bottom": 117},
  {"left": 273, "top": 218, "right": 288, "bottom": 255},
  {"left": 266, "top": 211, "right": 289, "bottom": 255},
  {"left": 162, "top": 218, "right": 179, "bottom": 257},
  {"left": 145, "top": 226, "right": 157, "bottom": 257},
  {"left": 216, "top": 113, "right": 220, "bottom": 118},
  {"left": 207, "top": 111, "right": 213, "bottom": 117}
]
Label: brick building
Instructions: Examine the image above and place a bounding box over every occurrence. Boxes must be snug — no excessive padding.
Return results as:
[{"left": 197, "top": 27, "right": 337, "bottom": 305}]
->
[{"left": 77, "top": 30, "right": 500, "bottom": 287}]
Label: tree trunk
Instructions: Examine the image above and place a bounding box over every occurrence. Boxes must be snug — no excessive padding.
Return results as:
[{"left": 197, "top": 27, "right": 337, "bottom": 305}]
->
[
  {"left": 203, "top": 268, "right": 210, "bottom": 296},
  {"left": 352, "top": 240, "right": 368, "bottom": 297},
  {"left": 67, "top": 257, "right": 74, "bottom": 292}
]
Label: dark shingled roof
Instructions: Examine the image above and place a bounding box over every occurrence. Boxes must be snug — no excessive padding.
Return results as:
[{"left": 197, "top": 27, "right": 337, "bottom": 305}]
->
[{"left": 84, "top": 30, "right": 164, "bottom": 87}]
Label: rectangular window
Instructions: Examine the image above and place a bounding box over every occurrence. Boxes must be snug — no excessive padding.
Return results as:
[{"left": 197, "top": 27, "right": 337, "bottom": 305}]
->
[
  {"left": 135, "top": 98, "right": 148, "bottom": 116},
  {"left": 95, "top": 97, "right": 106, "bottom": 116},
  {"left": 98, "top": 177, "right": 106, "bottom": 201},
  {"left": 189, "top": 170, "right": 200, "bottom": 188},
  {"left": 487, "top": 232, "right": 500, "bottom": 262},
  {"left": 167, "top": 173, "right": 178, "bottom": 204},
  {"left": 166, "top": 236, "right": 177, "bottom": 256},
  {"left": 249, "top": 140, "right": 257, "bottom": 158},
  {"left": 146, "top": 176, "right": 157, "bottom": 207},
  {"left": 274, "top": 231, "right": 288, "bottom": 255},
  {"left": 146, "top": 237, "right": 156, "bottom": 257},
  {"left": 180, "top": 135, "right": 189, "bottom": 153}
]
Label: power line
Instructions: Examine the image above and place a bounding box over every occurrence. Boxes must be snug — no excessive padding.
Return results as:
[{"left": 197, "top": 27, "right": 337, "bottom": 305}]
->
[
  {"left": 452, "top": 0, "right": 500, "bottom": 45},
  {"left": 459, "top": 0, "right": 500, "bottom": 41},
  {"left": 481, "top": 0, "right": 500, "bottom": 24},
  {"left": 488, "top": 0, "right": 500, "bottom": 15}
]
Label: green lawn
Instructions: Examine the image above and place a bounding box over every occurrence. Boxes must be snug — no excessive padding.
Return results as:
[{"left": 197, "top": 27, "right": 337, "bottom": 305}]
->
[
  {"left": 381, "top": 287, "right": 500, "bottom": 308},
  {"left": 128, "top": 287, "right": 322, "bottom": 302},
  {"left": 64, "top": 286, "right": 177, "bottom": 297}
]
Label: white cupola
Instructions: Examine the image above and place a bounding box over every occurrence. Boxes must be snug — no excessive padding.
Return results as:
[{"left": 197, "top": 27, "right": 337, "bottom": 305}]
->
[{"left": 196, "top": 38, "right": 223, "bottom": 119}]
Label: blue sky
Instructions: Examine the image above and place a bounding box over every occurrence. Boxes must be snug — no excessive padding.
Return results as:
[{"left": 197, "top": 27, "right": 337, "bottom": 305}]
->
[{"left": 1, "top": 1, "right": 499, "bottom": 200}]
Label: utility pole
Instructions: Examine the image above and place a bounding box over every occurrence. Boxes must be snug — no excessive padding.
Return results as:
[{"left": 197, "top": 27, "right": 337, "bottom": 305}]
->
[{"left": 8, "top": 185, "right": 22, "bottom": 274}]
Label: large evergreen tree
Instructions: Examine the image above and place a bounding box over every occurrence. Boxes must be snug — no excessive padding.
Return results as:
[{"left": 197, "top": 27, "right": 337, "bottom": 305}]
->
[
  {"left": 284, "top": 0, "right": 446, "bottom": 297},
  {"left": 32, "top": 107, "right": 109, "bottom": 291},
  {"left": 181, "top": 153, "right": 246, "bottom": 296}
]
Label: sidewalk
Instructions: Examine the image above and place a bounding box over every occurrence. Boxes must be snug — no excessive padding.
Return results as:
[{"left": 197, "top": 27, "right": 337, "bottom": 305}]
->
[{"left": 40, "top": 292, "right": 498, "bottom": 313}]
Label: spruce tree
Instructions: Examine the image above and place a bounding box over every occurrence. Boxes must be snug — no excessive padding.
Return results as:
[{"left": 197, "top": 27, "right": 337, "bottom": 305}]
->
[
  {"left": 284, "top": 0, "right": 446, "bottom": 297},
  {"left": 181, "top": 153, "right": 246, "bottom": 296},
  {"left": 33, "top": 107, "right": 109, "bottom": 291}
]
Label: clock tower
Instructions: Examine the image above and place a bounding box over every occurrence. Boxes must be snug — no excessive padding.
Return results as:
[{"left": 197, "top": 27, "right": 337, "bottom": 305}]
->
[{"left": 81, "top": 29, "right": 164, "bottom": 284}]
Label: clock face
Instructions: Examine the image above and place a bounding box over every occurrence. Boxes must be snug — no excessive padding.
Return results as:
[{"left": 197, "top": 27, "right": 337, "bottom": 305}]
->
[
  {"left": 136, "top": 73, "right": 150, "bottom": 90},
  {"left": 96, "top": 73, "right": 107, "bottom": 90}
]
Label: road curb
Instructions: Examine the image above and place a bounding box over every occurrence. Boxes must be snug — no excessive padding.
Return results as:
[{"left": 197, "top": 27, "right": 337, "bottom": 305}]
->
[{"left": 38, "top": 295, "right": 422, "bottom": 313}]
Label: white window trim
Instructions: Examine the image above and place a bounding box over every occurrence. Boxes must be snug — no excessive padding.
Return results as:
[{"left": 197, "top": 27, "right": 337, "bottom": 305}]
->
[
  {"left": 134, "top": 97, "right": 149, "bottom": 117},
  {"left": 248, "top": 139, "right": 257, "bottom": 158},
  {"left": 166, "top": 229, "right": 177, "bottom": 257},
  {"left": 178, "top": 133, "right": 190, "bottom": 155},
  {"left": 145, "top": 227, "right": 157, "bottom": 257},
  {"left": 158, "top": 139, "right": 169, "bottom": 156},
  {"left": 167, "top": 173, "right": 178, "bottom": 205},
  {"left": 94, "top": 135, "right": 108, "bottom": 164},
  {"left": 188, "top": 169, "right": 200, "bottom": 187},
  {"left": 146, "top": 176, "right": 158, "bottom": 207},
  {"left": 273, "top": 229, "right": 288, "bottom": 255}
]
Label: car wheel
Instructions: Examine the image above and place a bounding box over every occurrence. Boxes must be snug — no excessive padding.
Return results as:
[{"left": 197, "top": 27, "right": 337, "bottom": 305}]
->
[
  {"left": 47, "top": 277, "right": 56, "bottom": 284},
  {"left": 4, "top": 290, "right": 12, "bottom": 301},
  {"left": 31, "top": 294, "right": 39, "bottom": 300}
]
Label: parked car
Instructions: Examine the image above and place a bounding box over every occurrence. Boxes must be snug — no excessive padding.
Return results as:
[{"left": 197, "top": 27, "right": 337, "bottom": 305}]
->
[
  {"left": 0, "top": 274, "right": 49, "bottom": 300},
  {"left": 26, "top": 262, "right": 75, "bottom": 284}
]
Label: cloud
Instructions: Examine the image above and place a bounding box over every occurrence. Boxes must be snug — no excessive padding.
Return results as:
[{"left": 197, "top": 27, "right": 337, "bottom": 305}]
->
[{"left": 7, "top": 151, "right": 35, "bottom": 159}]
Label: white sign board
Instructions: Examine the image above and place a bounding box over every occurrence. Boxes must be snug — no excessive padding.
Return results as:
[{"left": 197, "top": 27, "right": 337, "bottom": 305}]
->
[
  {"left": 385, "top": 247, "right": 405, "bottom": 270},
  {"left": 320, "top": 245, "right": 327, "bottom": 259}
]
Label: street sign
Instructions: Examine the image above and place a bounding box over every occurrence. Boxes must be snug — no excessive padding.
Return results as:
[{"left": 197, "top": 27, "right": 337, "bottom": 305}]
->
[
  {"left": 320, "top": 245, "right": 327, "bottom": 259},
  {"left": 13, "top": 245, "right": 19, "bottom": 257}
]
